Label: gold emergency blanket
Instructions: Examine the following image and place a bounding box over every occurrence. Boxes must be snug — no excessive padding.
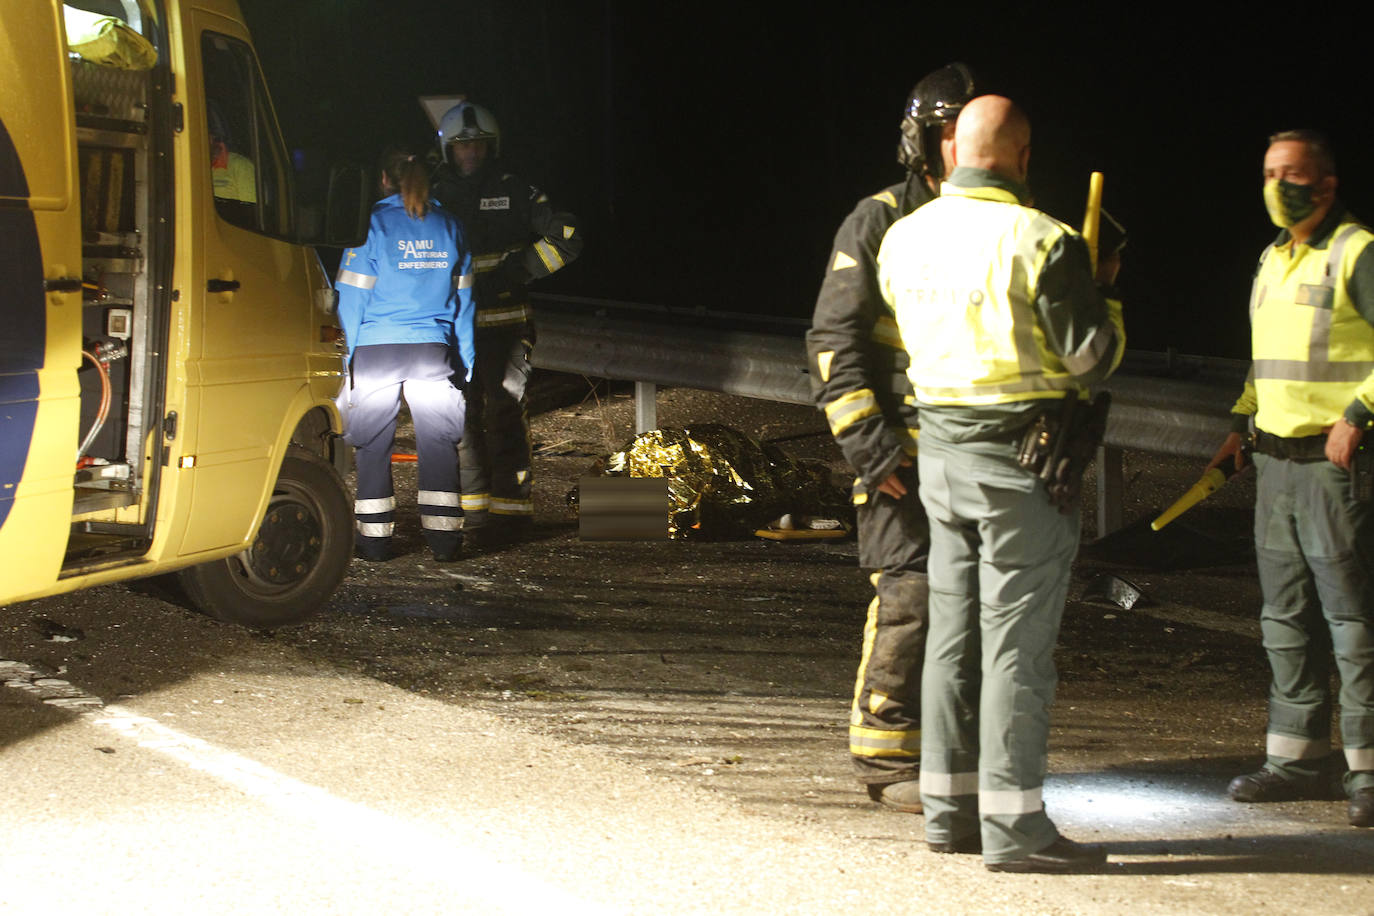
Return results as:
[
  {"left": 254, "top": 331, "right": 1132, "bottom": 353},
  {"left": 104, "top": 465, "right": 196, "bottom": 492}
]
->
[{"left": 586, "top": 424, "right": 846, "bottom": 539}]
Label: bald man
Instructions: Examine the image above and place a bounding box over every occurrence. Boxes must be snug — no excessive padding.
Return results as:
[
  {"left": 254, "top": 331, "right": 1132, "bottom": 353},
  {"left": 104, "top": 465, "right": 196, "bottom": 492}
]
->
[{"left": 877, "top": 95, "right": 1125, "bottom": 872}]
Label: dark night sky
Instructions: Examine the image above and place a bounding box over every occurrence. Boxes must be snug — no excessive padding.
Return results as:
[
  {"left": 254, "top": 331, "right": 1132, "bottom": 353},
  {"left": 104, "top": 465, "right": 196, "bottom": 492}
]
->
[{"left": 238, "top": 1, "right": 1374, "bottom": 360}]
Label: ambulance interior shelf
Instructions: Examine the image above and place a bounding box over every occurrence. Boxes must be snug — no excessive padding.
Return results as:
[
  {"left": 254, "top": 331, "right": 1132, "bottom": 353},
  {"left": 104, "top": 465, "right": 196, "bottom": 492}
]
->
[{"left": 67, "top": 6, "right": 157, "bottom": 516}]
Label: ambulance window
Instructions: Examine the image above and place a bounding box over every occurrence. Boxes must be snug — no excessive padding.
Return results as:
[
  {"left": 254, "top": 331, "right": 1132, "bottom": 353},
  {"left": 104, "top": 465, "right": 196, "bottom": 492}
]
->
[{"left": 202, "top": 33, "right": 293, "bottom": 238}]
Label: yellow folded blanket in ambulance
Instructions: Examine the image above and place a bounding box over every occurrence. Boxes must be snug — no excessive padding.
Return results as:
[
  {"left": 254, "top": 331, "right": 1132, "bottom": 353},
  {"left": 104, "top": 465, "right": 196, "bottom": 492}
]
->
[{"left": 64, "top": 5, "right": 158, "bottom": 70}]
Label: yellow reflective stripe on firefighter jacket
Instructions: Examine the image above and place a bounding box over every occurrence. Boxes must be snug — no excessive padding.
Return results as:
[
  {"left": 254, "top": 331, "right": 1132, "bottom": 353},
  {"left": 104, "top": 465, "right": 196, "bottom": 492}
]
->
[
  {"left": 877, "top": 167, "right": 1124, "bottom": 409},
  {"left": 805, "top": 175, "right": 932, "bottom": 493},
  {"left": 1230, "top": 206, "right": 1374, "bottom": 437}
]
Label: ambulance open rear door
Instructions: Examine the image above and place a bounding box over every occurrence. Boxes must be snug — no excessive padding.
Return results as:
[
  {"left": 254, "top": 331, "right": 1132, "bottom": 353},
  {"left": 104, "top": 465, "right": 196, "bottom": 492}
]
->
[{"left": 0, "top": 1, "right": 85, "bottom": 596}]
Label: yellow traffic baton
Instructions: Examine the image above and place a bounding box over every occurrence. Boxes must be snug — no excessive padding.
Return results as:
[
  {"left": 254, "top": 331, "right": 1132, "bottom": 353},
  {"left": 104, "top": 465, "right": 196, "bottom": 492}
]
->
[
  {"left": 1151, "top": 456, "right": 1249, "bottom": 531},
  {"left": 1081, "top": 171, "right": 1104, "bottom": 273}
]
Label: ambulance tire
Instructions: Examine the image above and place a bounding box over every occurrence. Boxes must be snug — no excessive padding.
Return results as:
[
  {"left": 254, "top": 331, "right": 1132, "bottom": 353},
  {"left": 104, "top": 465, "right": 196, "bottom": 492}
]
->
[{"left": 178, "top": 449, "right": 351, "bottom": 629}]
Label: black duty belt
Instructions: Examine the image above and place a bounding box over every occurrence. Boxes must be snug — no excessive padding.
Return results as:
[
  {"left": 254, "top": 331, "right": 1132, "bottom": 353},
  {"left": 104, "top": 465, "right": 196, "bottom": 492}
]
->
[{"left": 1253, "top": 430, "right": 1327, "bottom": 461}]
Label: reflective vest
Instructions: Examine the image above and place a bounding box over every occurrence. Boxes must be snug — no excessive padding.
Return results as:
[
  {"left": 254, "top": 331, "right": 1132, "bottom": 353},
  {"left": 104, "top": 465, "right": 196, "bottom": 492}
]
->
[
  {"left": 878, "top": 179, "right": 1122, "bottom": 407},
  {"left": 1241, "top": 215, "right": 1374, "bottom": 438}
]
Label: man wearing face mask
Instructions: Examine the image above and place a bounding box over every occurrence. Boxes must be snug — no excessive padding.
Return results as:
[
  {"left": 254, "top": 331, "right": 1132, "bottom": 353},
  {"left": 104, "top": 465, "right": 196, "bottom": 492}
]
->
[{"left": 1209, "top": 129, "right": 1374, "bottom": 828}]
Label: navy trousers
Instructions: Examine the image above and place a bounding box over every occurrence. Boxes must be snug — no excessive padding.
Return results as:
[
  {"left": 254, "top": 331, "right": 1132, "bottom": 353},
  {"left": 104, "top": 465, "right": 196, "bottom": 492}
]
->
[{"left": 344, "top": 342, "right": 466, "bottom": 558}]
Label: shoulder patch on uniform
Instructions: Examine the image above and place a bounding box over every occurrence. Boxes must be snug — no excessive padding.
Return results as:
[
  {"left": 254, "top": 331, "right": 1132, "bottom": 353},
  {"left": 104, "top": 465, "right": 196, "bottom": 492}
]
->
[
  {"left": 831, "top": 250, "right": 859, "bottom": 272},
  {"left": 869, "top": 190, "right": 898, "bottom": 209}
]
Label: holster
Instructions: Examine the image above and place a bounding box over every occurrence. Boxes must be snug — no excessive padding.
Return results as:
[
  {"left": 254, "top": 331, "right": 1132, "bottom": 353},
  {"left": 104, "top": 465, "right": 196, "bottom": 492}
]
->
[
  {"left": 1017, "top": 391, "right": 1112, "bottom": 513},
  {"left": 1353, "top": 441, "right": 1374, "bottom": 502}
]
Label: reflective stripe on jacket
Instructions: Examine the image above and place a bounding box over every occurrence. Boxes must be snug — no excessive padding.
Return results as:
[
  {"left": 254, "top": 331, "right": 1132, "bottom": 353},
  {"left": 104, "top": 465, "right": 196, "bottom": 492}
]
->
[
  {"left": 877, "top": 167, "right": 1124, "bottom": 408},
  {"left": 1232, "top": 208, "right": 1374, "bottom": 437}
]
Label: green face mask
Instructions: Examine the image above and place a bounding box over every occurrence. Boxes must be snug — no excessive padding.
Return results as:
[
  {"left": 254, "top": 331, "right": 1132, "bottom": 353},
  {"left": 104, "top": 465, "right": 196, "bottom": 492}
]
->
[{"left": 1263, "top": 177, "right": 1318, "bottom": 228}]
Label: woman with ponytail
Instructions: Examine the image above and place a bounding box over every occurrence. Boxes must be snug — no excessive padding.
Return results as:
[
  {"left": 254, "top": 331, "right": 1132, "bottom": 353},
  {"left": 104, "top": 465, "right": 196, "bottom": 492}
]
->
[{"left": 334, "top": 146, "right": 476, "bottom": 563}]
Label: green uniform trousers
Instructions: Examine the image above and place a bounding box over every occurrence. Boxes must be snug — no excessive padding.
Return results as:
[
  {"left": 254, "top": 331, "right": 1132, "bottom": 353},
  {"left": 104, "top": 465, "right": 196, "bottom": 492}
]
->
[
  {"left": 1254, "top": 453, "right": 1374, "bottom": 792},
  {"left": 916, "top": 432, "right": 1078, "bottom": 864}
]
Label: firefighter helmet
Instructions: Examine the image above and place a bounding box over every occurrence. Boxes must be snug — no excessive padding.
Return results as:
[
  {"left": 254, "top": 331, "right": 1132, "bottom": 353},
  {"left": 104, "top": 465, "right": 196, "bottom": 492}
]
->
[
  {"left": 437, "top": 101, "right": 501, "bottom": 162},
  {"left": 896, "top": 62, "right": 977, "bottom": 179}
]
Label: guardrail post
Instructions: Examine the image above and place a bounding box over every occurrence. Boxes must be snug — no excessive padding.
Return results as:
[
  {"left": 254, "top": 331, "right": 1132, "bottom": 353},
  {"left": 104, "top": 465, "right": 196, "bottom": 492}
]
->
[
  {"left": 635, "top": 381, "right": 657, "bottom": 433},
  {"left": 1096, "top": 444, "right": 1124, "bottom": 535}
]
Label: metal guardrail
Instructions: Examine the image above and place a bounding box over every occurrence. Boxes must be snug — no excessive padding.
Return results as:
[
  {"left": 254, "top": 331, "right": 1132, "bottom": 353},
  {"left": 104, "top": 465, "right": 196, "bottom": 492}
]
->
[{"left": 530, "top": 294, "right": 1250, "bottom": 533}]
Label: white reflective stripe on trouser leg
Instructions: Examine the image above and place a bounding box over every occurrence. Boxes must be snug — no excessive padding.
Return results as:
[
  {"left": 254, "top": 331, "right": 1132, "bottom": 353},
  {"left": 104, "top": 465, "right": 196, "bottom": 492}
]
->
[
  {"left": 491, "top": 498, "right": 533, "bottom": 516},
  {"left": 920, "top": 770, "right": 978, "bottom": 797},
  {"left": 356, "top": 521, "right": 394, "bottom": 537},
  {"left": 1267, "top": 733, "right": 1332, "bottom": 760},
  {"left": 1347, "top": 748, "right": 1374, "bottom": 770},
  {"left": 979, "top": 786, "right": 1044, "bottom": 816},
  {"left": 418, "top": 490, "right": 460, "bottom": 508},
  {"left": 421, "top": 515, "right": 464, "bottom": 531},
  {"left": 355, "top": 496, "right": 396, "bottom": 514},
  {"left": 462, "top": 494, "right": 490, "bottom": 511}
]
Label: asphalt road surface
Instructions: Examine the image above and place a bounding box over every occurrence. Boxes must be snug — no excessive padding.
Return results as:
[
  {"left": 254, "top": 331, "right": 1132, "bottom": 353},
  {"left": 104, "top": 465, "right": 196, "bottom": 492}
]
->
[{"left": 3, "top": 380, "right": 1372, "bottom": 915}]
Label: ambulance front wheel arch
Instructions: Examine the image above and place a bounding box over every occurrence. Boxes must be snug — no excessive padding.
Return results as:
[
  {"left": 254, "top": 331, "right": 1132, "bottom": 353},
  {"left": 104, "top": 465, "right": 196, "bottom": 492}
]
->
[{"left": 177, "top": 447, "right": 351, "bottom": 629}]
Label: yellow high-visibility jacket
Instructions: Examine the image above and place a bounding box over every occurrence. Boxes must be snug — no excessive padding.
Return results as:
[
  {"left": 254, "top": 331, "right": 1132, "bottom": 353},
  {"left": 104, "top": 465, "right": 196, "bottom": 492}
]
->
[
  {"left": 878, "top": 168, "right": 1124, "bottom": 412},
  {"left": 1231, "top": 206, "right": 1374, "bottom": 438}
]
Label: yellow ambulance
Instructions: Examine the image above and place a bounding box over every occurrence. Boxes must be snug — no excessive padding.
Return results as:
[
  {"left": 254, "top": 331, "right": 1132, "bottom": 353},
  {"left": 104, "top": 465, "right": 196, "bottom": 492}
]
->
[{"left": 1, "top": 0, "right": 367, "bottom": 627}]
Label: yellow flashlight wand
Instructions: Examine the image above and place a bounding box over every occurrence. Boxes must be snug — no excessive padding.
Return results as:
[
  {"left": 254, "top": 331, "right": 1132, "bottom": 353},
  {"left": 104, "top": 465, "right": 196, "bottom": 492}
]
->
[
  {"left": 1081, "top": 171, "right": 1104, "bottom": 273},
  {"left": 1150, "top": 453, "right": 1251, "bottom": 531}
]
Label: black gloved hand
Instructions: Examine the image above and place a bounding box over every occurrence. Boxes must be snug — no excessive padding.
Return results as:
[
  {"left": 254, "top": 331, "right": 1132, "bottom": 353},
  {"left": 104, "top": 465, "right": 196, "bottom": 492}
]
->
[{"left": 499, "top": 251, "right": 533, "bottom": 287}]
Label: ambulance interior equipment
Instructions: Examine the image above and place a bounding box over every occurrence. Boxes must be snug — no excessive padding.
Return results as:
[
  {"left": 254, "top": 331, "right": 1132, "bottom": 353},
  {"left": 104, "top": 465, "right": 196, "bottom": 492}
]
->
[{"left": 64, "top": 2, "right": 169, "bottom": 552}]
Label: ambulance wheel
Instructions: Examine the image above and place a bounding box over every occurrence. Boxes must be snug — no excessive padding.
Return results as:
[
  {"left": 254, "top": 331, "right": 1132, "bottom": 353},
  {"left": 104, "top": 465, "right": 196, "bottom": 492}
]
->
[{"left": 179, "top": 450, "right": 351, "bottom": 629}]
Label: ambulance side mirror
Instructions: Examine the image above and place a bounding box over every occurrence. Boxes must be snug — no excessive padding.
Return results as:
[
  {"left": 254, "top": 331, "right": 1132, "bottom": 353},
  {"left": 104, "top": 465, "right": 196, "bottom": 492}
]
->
[
  {"left": 293, "top": 155, "right": 369, "bottom": 248},
  {"left": 321, "top": 163, "right": 370, "bottom": 248}
]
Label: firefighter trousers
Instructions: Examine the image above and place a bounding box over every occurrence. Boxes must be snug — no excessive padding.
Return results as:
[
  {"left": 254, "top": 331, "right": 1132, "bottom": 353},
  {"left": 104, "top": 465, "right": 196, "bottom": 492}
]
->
[
  {"left": 458, "top": 324, "right": 533, "bottom": 530},
  {"left": 916, "top": 433, "right": 1078, "bottom": 864},
  {"left": 1254, "top": 453, "right": 1374, "bottom": 793},
  {"left": 346, "top": 343, "right": 466, "bottom": 558},
  {"left": 849, "top": 461, "right": 930, "bottom": 786}
]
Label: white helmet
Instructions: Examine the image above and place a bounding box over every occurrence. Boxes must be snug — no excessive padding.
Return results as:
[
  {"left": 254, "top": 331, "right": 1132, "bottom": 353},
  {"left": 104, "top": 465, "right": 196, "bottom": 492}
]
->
[{"left": 437, "top": 101, "right": 500, "bottom": 162}]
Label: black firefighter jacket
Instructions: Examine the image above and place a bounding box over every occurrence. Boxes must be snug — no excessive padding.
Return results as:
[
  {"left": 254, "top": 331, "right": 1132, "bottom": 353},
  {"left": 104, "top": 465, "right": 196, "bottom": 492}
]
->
[
  {"left": 432, "top": 162, "right": 583, "bottom": 332},
  {"left": 806, "top": 174, "right": 933, "bottom": 496}
]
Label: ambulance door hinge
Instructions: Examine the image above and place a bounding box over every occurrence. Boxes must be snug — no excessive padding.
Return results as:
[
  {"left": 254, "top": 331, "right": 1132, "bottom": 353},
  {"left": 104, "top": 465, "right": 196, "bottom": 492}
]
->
[
  {"left": 172, "top": 103, "right": 184, "bottom": 133},
  {"left": 164, "top": 410, "right": 178, "bottom": 441}
]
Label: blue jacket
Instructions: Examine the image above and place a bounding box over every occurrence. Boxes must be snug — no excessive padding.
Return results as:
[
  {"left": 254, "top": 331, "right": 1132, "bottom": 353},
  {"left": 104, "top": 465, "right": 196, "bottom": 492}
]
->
[{"left": 335, "top": 194, "right": 476, "bottom": 373}]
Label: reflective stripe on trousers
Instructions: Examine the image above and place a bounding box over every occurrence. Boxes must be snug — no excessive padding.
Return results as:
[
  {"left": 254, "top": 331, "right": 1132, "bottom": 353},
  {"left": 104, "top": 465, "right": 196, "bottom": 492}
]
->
[{"left": 355, "top": 495, "right": 395, "bottom": 540}]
